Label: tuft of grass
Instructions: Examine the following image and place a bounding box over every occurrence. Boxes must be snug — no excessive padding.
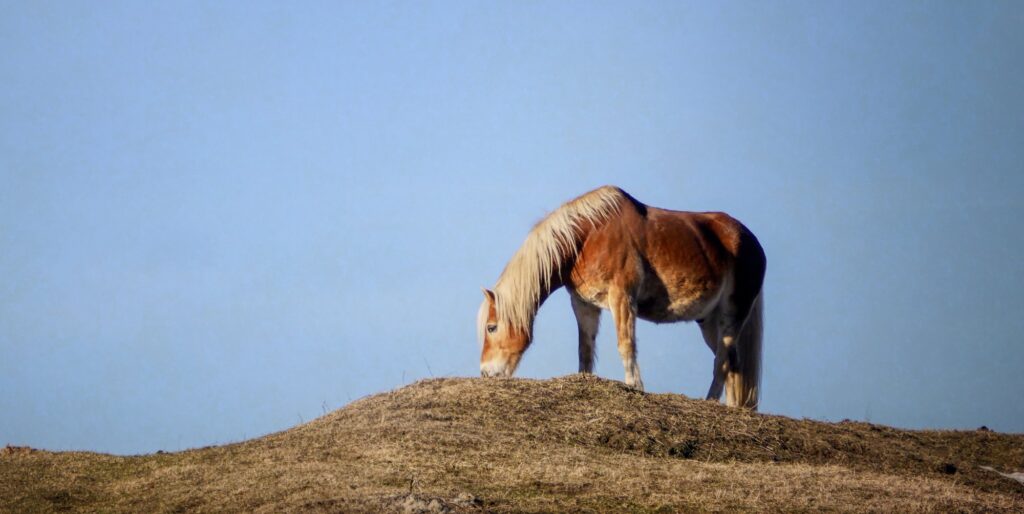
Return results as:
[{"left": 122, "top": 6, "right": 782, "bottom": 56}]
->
[{"left": 3, "top": 374, "right": 1023, "bottom": 512}]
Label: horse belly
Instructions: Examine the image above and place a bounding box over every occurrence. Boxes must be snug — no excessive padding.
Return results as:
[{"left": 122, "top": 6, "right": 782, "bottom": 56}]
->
[
  {"left": 570, "top": 268, "right": 724, "bottom": 323},
  {"left": 636, "top": 280, "right": 722, "bottom": 323}
]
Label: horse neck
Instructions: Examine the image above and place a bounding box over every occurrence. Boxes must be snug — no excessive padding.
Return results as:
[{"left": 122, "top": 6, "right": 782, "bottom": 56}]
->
[
  {"left": 495, "top": 240, "right": 581, "bottom": 340},
  {"left": 525, "top": 221, "right": 594, "bottom": 310},
  {"left": 535, "top": 264, "right": 568, "bottom": 309}
]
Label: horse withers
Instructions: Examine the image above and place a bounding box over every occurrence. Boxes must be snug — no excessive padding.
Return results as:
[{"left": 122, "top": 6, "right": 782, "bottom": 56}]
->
[{"left": 477, "top": 186, "right": 766, "bottom": 410}]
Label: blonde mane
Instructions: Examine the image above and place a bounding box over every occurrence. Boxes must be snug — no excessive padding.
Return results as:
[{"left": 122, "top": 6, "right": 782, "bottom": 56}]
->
[{"left": 484, "top": 186, "right": 626, "bottom": 338}]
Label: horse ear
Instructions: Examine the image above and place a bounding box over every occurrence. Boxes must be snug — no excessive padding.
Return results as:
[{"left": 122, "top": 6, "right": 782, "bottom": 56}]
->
[{"left": 481, "top": 288, "right": 496, "bottom": 304}]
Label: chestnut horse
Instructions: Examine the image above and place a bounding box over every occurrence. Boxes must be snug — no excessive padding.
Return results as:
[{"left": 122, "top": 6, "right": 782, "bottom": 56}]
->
[{"left": 478, "top": 186, "right": 766, "bottom": 409}]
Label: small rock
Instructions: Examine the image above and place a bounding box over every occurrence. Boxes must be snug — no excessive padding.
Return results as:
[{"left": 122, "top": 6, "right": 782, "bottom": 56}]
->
[
  {"left": 392, "top": 494, "right": 452, "bottom": 514},
  {"left": 453, "top": 493, "right": 482, "bottom": 507}
]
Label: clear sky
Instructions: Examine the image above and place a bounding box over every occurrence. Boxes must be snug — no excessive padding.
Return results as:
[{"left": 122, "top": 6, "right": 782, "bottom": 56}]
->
[{"left": 2, "top": 1, "right": 1022, "bottom": 455}]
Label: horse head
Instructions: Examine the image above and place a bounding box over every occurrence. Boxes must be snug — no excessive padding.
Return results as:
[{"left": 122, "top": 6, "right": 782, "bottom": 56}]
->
[{"left": 477, "top": 288, "right": 530, "bottom": 378}]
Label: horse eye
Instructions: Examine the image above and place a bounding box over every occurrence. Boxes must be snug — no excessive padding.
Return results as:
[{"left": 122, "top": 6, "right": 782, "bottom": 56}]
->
[{"left": 487, "top": 324, "right": 497, "bottom": 333}]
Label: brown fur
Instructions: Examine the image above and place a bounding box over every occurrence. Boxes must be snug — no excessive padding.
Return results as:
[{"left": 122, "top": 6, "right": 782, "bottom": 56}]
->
[{"left": 480, "top": 186, "right": 766, "bottom": 409}]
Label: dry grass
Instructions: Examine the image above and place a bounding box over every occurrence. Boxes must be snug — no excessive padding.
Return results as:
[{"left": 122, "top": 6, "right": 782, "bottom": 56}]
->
[{"left": 2, "top": 374, "right": 1023, "bottom": 512}]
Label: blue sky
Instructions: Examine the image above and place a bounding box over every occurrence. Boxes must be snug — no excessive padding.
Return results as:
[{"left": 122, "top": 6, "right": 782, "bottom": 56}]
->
[{"left": 2, "top": 1, "right": 1022, "bottom": 455}]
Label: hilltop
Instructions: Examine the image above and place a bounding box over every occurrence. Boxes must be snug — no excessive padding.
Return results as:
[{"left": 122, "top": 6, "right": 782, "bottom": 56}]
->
[{"left": 2, "top": 374, "right": 1023, "bottom": 512}]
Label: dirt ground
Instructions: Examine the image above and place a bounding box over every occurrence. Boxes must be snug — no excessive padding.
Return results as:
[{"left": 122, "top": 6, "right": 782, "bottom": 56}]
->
[{"left": 3, "top": 374, "right": 1023, "bottom": 512}]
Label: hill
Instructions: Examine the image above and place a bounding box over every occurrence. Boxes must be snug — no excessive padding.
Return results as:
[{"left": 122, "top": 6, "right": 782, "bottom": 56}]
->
[{"left": 2, "top": 374, "right": 1023, "bottom": 512}]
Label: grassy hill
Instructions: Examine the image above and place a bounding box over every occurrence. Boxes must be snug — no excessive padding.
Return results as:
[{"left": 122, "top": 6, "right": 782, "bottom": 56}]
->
[{"left": 2, "top": 374, "right": 1023, "bottom": 512}]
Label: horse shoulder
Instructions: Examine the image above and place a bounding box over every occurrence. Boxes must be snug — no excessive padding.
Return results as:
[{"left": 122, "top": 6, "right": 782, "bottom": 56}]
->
[{"left": 569, "top": 204, "right": 645, "bottom": 300}]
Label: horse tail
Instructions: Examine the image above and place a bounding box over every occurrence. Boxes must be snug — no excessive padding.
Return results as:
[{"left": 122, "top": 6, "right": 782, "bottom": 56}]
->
[{"left": 727, "top": 292, "right": 763, "bottom": 410}]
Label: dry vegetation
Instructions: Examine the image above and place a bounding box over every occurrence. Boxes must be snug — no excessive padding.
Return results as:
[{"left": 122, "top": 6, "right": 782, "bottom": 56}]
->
[{"left": 2, "top": 374, "right": 1023, "bottom": 512}]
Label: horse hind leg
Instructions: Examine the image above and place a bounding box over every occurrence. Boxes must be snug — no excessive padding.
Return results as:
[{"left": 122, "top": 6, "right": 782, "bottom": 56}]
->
[
  {"left": 571, "top": 294, "right": 600, "bottom": 373},
  {"left": 699, "top": 316, "right": 727, "bottom": 401},
  {"left": 707, "top": 295, "right": 763, "bottom": 410},
  {"left": 724, "top": 294, "right": 763, "bottom": 410},
  {"left": 719, "top": 331, "right": 742, "bottom": 407}
]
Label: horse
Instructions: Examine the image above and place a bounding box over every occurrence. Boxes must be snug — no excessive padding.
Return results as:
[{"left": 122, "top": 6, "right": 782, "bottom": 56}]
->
[{"left": 477, "top": 186, "right": 766, "bottom": 409}]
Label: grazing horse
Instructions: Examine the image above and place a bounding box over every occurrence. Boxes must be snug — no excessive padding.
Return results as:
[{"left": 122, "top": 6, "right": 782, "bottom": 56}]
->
[{"left": 478, "top": 186, "right": 766, "bottom": 409}]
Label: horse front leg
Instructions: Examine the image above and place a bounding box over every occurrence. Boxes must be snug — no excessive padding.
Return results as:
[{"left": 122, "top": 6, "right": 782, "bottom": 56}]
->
[
  {"left": 571, "top": 294, "right": 601, "bottom": 373},
  {"left": 609, "top": 289, "right": 643, "bottom": 391}
]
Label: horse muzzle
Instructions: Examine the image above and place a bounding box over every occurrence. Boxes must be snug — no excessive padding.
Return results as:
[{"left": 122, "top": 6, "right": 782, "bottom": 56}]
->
[{"left": 479, "top": 359, "right": 510, "bottom": 378}]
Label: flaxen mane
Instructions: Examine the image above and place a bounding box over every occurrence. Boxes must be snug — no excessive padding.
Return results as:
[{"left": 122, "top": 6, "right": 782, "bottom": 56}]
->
[{"left": 478, "top": 186, "right": 625, "bottom": 342}]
